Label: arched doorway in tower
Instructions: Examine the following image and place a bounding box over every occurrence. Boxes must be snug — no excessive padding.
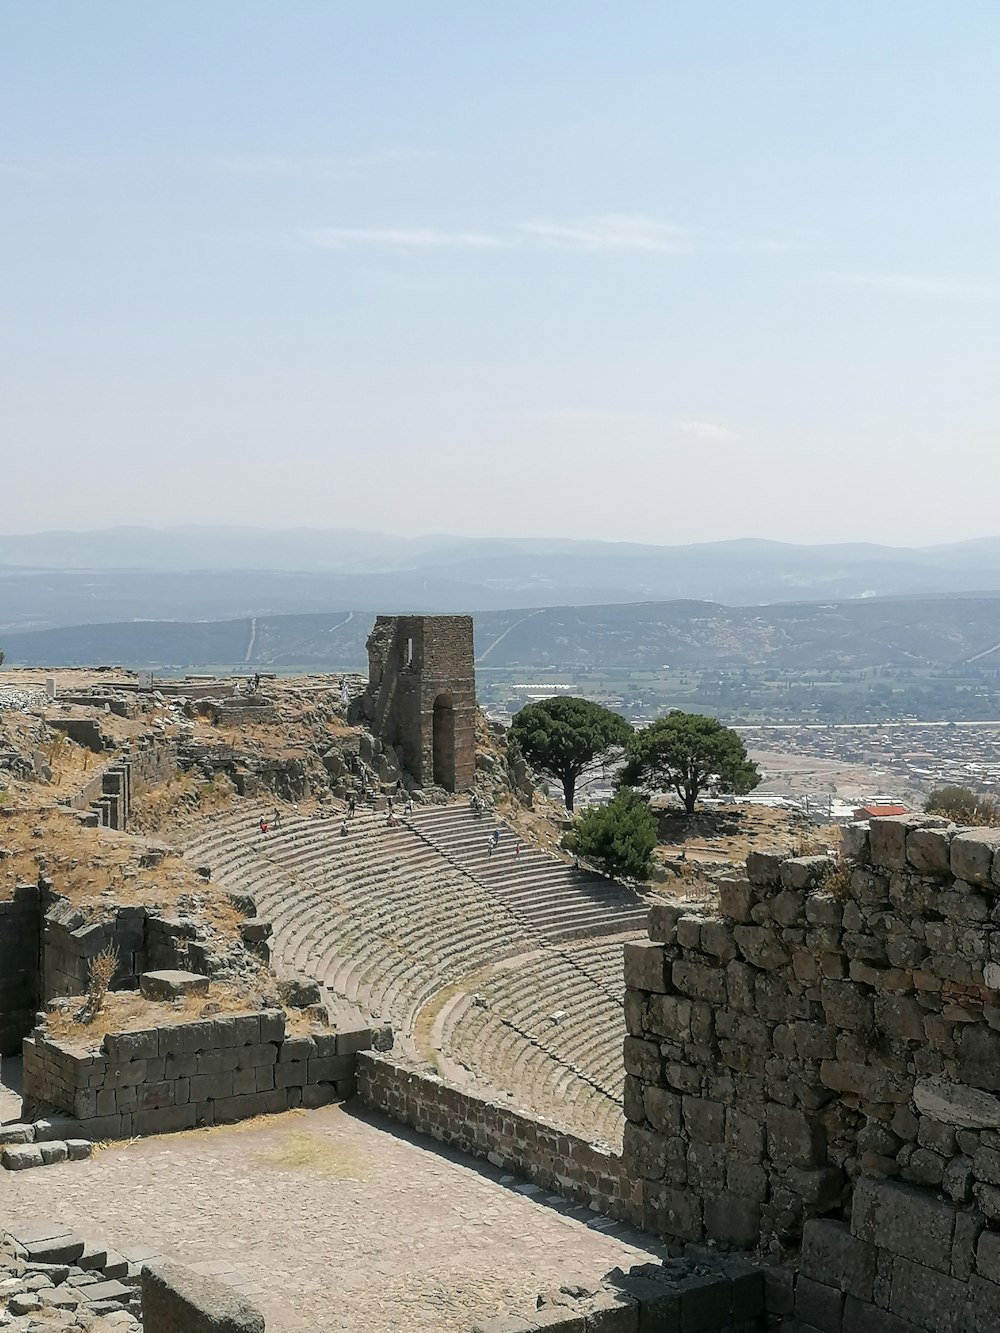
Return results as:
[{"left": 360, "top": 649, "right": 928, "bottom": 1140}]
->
[{"left": 432, "top": 693, "right": 456, "bottom": 790}]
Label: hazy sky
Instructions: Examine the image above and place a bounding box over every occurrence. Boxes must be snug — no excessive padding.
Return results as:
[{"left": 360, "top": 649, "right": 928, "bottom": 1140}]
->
[{"left": 3, "top": 4, "right": 998, "bottom": 546}]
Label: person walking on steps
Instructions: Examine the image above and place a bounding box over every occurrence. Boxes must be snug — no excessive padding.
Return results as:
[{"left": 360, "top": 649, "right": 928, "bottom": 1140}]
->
[
  {"left": 259, "top": 816, "right": 269, "bottom": 834},
  {"left": 348, "top": 794, "right": 356, "bottom": 817},
  {"left": 491, "top": 828, "right": 501, "bottom": 849},
  {"left": 486, "top": 836, "right": 494, "bottom": 858}
]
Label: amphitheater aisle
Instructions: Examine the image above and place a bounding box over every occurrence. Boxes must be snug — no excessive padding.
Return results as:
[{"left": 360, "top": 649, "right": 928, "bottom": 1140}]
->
[{"left": 179, "top": 800, "right": 646, "bottom": 1148}]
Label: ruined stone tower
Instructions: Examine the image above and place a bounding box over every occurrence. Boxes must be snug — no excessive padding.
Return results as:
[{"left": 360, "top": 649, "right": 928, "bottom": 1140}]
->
[{"left": 362, "top": 615, "right": 476, "bottom": 792}]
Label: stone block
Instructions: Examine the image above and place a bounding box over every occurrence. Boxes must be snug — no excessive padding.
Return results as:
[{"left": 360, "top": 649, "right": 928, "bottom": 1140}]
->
[
  {"left": 781, "top": 857, "right": 834, "bottom": 891},
  {"left": 132, "top": 1104, "right": 197, "bottom": 1136},
  {"left": 767, "top": 1104, "right": 827, "bottom": 1169},
  {"left": 794, "top": 1275, "right": 844, "bottom": 1333},
  {"left": 950, "top": 828, "right": 1000, "bottom": 887},
  {"left": 718, "top": 877, "right": 754, "bottom": 922},
  {"left": 868, "top": 818, "right": 912, "bottom": 871},
  {"left": 39, "top": 1139, "right": 68, "bottom": 1164},
  {"left": 581, "top": 1290, "right": 639, "bottom": 1331},
  {"left": 103, "top": 1028, "right": 159, "bottom": 1062},
  {"left": 188, "top": 1072, "right": 234, "bottom": 1101},
  {"left": 683, "top": 1096, "right": 724, "bottom": 1144},
  {"left": 308, "top": 1054, "right": 354, "bottom": 1083},
  {"left": 821, "top": 981, "right": 874, "bottom": 1033},
  {"left": 66, "top": 1138, "right": 92, "bottom": 1160},
  {"left": 642, "top": 1086, "right": 681, "bottom": 1135},
  {"left": 335, "top": 1023, "right": 372, "bottom": 1055},
  {"left": 841, "top": 822, "right": 871, "bottom": 863},
  {"left": 141, "top": 1260, "right": 265, "bottom": 1332},
  {"left": 0, "top": 1122, "right": 34, "bottom": 1144},
  {"left": 801, "top": 1219, "right": 877, "bottom": 1300},
  {"left": 672, "top": 959, "right": 726, "bottom": 1005},
  {"left": 258, "top": 1008, "right": 286, "bottom": 1043},
  {"left": 888, "top": 1255, "right": 966, "bottom": 1332},
  {"left": 2, "top": 1143, "right": 43, "bottom": 1170},
  {"left": 906, "top": 826, "right": 953, "bottom": 876},
  {"left": 196, "top": 1047, "right": 240, "bottom": 1075},
  {"left": 732, "top": 925, "right": 788, "bottom": 971},
  {"left": 643, "top": 1184, "right": 703, "bottom": 1242},
  {"left": 623, "top": 941, "right": 670, "bottom": 993},
  {"left": 279, "top": 1034, "right": 316, "bottom": 1062},
  {"left": 139, "top": 970, "right": 210, "bottom": 1001},
  {"left": 623, "top": 1037, "right": 662, "bottom": 1083},
  {"left": 703, "top": 1193, "right": 760, "bottom": 1248},
  {"left": 274, "top": 1059, "right": 308, "bottom": 1088},
  {"left": 747, "top": 850, "right": 785, "bottom": 886},
  {"left": 851, "top": 1176, "right": 956, "bottom": 1274},
  {"left": 841, "top": 1296, "right": 914, "bottom": 1332},
  {"left": 914, "top": 1076, "right": 1000, "bottom": 1130}
]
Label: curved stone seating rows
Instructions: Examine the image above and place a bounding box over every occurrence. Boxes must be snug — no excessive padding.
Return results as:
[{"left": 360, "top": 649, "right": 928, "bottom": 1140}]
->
[
  {"left": 180, "top": 804, "right": 634, "bottom": 1144},
  {"left": 440, "top": 940, "right": 630, "bottom": 1148},
  {"left": 182, "top": 808, "right": 532, "bottom": 1052},
  {"left": 408, "top": 805, "right": 650, "bottom": 941}
]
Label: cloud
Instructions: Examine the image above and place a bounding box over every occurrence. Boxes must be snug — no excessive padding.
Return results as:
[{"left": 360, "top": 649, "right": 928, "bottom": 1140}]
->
[
  {"left": 517, "top": 215, "right": 688, "bottom": 253},
  {"left": 831, "top": 272, "right": 998, "bottom": 299},
  {"left": 309, "top": 226, "right": 511, "bottom": 250},
  {"left": 306, "top": 214, "right": 689, "bottom": 254},
  {"left": 674, "top": 420, "right": 738, "bottom": 443}
]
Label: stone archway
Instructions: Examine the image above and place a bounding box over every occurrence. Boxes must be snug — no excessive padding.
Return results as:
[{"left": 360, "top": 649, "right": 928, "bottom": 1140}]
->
[{"left": 432, "top": 693, "right": 456, "bottom": 790}]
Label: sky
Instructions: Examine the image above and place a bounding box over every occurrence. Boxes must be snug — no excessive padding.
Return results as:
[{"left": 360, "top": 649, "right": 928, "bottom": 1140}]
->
[{"left": 2, "top": 3, "right": 998, "bottom": 547}]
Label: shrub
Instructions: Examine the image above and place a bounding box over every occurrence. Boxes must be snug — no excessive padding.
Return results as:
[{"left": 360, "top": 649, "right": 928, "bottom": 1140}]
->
[
  {"left": 924, "top": 785, "right": 1000, "bottom": 826},
  {"left": 76, "top": 945, "right": 120, "bottom": 1025},
  {"left": 564, "top": 788, "right": 657, "bottom": 882}
]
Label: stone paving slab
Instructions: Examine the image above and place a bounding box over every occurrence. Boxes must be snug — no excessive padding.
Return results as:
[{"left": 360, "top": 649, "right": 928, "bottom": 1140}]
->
[{"left": 0, "top": 1104, "right": 664, "bottom": 1332}]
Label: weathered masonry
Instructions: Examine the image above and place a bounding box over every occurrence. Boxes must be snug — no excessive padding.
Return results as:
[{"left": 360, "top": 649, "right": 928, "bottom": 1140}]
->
[
  {"left": 362, "top": 615, "right": 476, "bottom": 792},
  {"left": 622, "top": 814, "right": 1000, "bottom": 1332}
]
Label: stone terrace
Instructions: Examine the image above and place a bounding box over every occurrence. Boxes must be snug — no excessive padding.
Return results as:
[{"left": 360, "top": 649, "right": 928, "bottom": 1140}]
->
[
  {"left": 411, "top": 803, "right": 651, "bottom": 941},
  {"left": 0, "top": 1103, "right": 667, "bottom": 1333},
  {"left": 180, "top": 804, "right": 644, "bottom": 1144}
]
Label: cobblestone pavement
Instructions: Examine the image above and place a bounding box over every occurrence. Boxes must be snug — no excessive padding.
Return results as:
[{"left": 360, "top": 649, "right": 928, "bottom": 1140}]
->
[{"left": 1, "top": 1104, "right": 664, "bottom": 1332}]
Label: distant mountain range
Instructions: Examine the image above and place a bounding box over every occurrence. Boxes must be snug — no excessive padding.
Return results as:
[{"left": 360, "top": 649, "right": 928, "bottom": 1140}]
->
[
  {"left": 6, "top": 594, "right": 1000, "bottom": 673},
  {"left": 5, "top": 526, "right": 1000, "bottom": 634}
]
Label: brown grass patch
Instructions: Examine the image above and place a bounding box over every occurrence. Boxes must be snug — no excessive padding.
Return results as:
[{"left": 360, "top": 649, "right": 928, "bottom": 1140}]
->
[{"left": 252, "top": 1130, "right": 371, "bottom": 1180}]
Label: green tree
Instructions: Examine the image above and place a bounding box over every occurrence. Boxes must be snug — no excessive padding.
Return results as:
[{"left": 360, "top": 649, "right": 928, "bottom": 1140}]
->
[
  {"left": 564, "top": 788, "right": 656, "bottom": 882},
  {"left": 925, "top": 785, "right": 1000, "bottom": 827},
  {"left": 510, "top": 696, "right": 632, "bottom": 812},
  {"left": 620, "top": 710, "right": 760, "bottom": 814}
]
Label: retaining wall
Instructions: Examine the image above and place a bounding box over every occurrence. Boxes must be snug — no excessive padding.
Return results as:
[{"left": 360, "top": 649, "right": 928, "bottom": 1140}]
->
[
  {"left": 357, "top": 1051, "right": 626, "bottom": 1217},
  {"left": 622, "top": 814, "right": 1000, "bottom": 1332},
  {"left": 23, "top": 1010, "right": 373, "bottom": 1138},
  {"left": 0, "top": 883, "right": 41, "bottom": 1056}
]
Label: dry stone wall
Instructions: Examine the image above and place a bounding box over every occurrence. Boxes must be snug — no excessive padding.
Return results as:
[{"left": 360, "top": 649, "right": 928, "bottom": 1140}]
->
[
  {"left": 23, "top": 1009, "right": 373, "bottom": 1138},
  {"left": 357, "top": 1051, "right": 625, "bottom": 1217},
  {"left": 622, "top": 814, "right": 1000, "bottom": 1332},
  {"left": 0, "top": 882, "right": 41, "bottom": 1056}
]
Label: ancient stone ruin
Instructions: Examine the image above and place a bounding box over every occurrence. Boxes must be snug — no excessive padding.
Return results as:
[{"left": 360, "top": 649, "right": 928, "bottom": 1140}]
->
[{"left": 361, "top": 614, "right": 477, "bottom": 792}]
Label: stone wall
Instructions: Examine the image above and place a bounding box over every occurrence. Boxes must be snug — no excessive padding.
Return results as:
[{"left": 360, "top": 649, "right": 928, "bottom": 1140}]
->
[
  {"left": 0, "top": 882, "right": 41, "bottom": 1056},
  {"left": 65, "top": 739, "right": 177, "bottom": 829},
  {"left": 357, "top": 1052, "right": 626, "bottom": 1217},
  {"left": 362, "top": 615, "right": 476, "bottom": 792},
  {"left": 23, "top": 1009, "right": 373, "bottom": 1139},
  {"left": 622, "top": 814, "right": 1000, "bottom": 1332}
]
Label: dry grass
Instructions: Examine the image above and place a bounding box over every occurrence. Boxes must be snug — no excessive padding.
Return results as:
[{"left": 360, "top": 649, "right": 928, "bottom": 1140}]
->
[
  {"left": 130, "top": 770, "right": 235, "bottom": 834},
  {"left": 76, "top": 945, "right": 120, "bottom": 1025},
  {"left": 252, "top": 1130, "right": 371, "bottom": 1180},
  {"left": 41, "top": 987, "right": 270, "bottom": 1047},
  {"left": 0, "top": 807, "right": 242, "bottom": 936}
]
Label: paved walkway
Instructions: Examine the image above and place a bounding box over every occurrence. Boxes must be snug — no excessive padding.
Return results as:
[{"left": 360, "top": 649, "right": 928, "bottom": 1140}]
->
[{"left": 1, "top": 1105, "right": 663, "bottom": 1332}]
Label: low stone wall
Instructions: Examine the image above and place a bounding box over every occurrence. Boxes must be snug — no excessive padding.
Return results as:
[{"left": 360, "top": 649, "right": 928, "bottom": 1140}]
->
[
  {"left": 622, "top": 814, "right": 1000, "bottom": 1333},
  {"left": 23, "top": 1009, "right": 373, "bottom": 1138},
  {"left": 357, "top": 1052, "right": 627, "bottom": 1218},
  {"left": 0, "top": 883, "right": 41, "bottom": 1056},
  {"left": 142, "top": 1259, "right": 264, "bottom": 1333}
]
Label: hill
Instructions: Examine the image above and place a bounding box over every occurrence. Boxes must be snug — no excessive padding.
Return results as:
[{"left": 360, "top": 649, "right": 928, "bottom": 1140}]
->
[
  {"left": 6, "top": 593, "right": 1000, "bottom": 672},
  {"left": 6, "top": 527, "right": 1000, "bottom": 632}
]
